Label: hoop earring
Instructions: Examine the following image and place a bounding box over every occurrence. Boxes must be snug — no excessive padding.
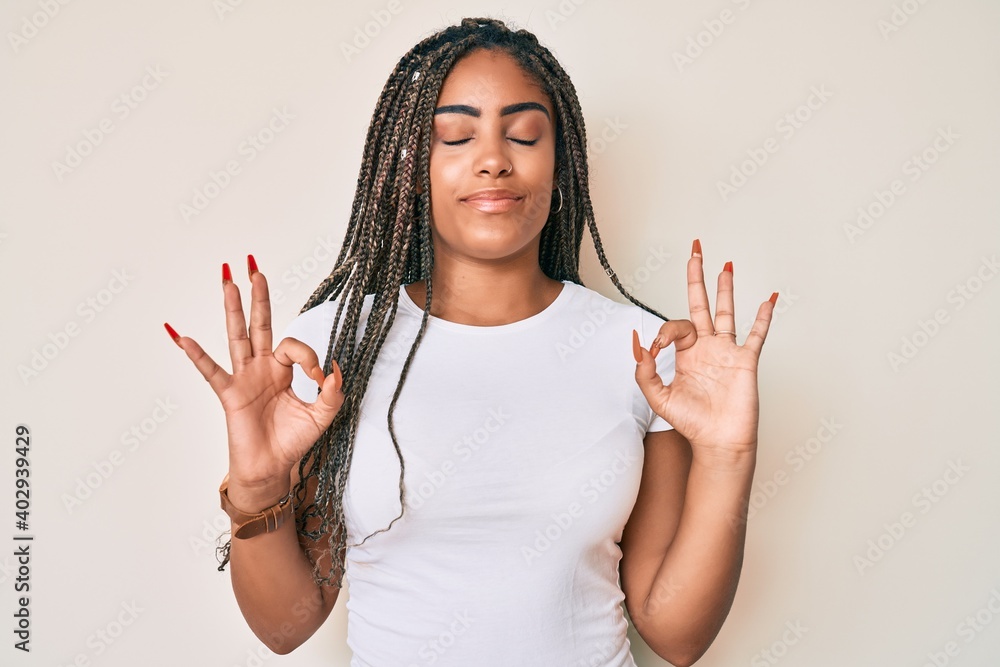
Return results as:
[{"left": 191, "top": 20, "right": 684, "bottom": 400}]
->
[{"left": 552, "top": 185, "right": 563, "bottom": 214}]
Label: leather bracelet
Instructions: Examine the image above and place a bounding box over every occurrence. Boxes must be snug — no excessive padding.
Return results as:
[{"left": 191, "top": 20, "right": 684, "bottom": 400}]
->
[{"left": 219, "top": 475, "right": 294, "bottom": 539}]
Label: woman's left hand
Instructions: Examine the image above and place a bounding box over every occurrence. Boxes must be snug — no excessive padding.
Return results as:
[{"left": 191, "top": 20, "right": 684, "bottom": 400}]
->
[{"left": 632, "top": 239, "right": 777, "bottom": 467}]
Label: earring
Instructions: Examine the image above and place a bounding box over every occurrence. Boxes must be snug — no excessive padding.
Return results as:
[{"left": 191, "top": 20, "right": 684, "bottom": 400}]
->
[{"left": 552, "top": 185, "right": 563, "bottom": 214}]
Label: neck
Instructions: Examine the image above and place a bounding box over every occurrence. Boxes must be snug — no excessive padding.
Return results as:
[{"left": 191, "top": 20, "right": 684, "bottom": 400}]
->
[{"left": 404, "top": 249, "right": 564, "bottom": 326}]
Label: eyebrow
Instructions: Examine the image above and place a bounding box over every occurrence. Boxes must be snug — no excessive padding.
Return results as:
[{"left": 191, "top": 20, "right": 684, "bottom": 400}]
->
[{"left": 433, "top": 101, "right": 550, "bottom": 120}]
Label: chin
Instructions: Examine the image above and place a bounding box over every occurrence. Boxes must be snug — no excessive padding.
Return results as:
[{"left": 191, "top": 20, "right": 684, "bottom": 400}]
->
[{"left": 432, "top": 214, "right": 543, "bottom": 257}]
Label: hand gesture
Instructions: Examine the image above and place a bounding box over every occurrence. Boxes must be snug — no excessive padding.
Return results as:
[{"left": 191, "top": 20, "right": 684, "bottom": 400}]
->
[
  {"left": 164, "top": 256, "right": 344, "bottom": 507},
  {"left": 632, "top": 240, "right": 776, "bottom": 467}
]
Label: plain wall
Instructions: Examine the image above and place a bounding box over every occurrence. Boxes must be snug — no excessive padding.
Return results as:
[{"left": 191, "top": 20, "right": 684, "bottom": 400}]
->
[{"left": 2, "top": 0, "right": 998, "bottom": 665}]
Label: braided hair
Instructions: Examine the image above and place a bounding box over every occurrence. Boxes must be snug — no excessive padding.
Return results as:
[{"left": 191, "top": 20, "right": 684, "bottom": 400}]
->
[{"left": 217, "top": 16, "right": 669, "bottom": 588}]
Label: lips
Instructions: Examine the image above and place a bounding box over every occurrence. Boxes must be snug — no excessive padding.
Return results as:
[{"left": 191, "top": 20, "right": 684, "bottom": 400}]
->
[
  {"left": 462, "top": 188, "right": 523, "bottom": 201},
  {"left": 461, "top": 189, "right": 524, "bottom": 213}
]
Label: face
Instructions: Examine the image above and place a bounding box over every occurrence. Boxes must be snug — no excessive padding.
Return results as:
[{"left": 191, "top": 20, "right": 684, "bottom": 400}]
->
[{"left": 427, "top": 48, "right": 558, "bottom": 264}]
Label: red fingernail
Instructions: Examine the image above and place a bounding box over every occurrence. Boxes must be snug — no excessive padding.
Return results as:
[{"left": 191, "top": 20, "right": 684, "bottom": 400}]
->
[
  {"left": 164, "top": 322, "right": 181, "bottom": 346},
  {"left": 247, "top": 254, "right": 258, "bottom": 280},
  {"left": 723, "top": 261, "right": 733, "bottom": 274},
  {"left": 769, "top": 292, "right": 779, "bottom": 305},
  {"left": 222, "top": 263, "right": 232, "bottom": 284},
  {"left": 632, "top": 329, "right": 643, "bottom": 363},
  {"left": 692, "top": 239, "right": 702, "bottom": 257}
]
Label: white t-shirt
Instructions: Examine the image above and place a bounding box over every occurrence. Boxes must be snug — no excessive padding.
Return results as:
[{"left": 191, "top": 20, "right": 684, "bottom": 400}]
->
[{"left": 284, "top": 279, "right": 676, "bottom": 667}]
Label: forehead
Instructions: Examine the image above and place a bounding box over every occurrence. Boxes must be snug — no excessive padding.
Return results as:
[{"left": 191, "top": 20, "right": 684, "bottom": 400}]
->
[{"left": 435, "top": 49, "right": 553, "bottom": 118}]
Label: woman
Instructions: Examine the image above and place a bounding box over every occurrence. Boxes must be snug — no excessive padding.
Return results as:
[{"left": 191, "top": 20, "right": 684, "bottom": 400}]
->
[{"left": 164, "top": 17, "right": 776, "bottom": 666}]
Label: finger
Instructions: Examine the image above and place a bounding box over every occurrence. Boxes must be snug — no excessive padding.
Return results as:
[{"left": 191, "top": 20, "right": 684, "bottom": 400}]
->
[
  {"left": 714, "top": 261, "right": 736, "bottom": 339},
  {"left": 313, "top": 359, "right": 345, "bottom": 416},
  {"left": 166, "top": 324, "right": 233, "bottom": 397},
  {"left": 651, "top": 319, "right": 697, "bottom": 360},
  {"left": 275, "top": 339, "right": 346, "bottom": 426},
  {"left": 687, "top": 239, "right": 714, "bottom": 337},
  {"left": 222, "top": 263, "right": 252, "bottom": 371},
  {"left": 273, "top": 336, "right": 335, "bottom": 392},
  {"left": 743, "top": 292, "right": 778, "bottom": 356},
  {"left": 247, "top": 255, "right": 273, "bottom": 357},
  {"left": 633, "top": 329, "right": 671, "bottom": 409}
]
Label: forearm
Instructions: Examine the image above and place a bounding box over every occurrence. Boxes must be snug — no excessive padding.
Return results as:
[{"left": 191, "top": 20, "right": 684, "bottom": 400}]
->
[
  {"left": 227, "top": 481, "right": 338, "bottom": 654},
  {"left": 636, "top": 451, "right": 756, "bottom": 663}
]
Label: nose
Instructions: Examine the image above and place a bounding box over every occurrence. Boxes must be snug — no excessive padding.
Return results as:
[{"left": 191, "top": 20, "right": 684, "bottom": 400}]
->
[{"left": 473, "top": 131, "right": 513, "bottom": 178}]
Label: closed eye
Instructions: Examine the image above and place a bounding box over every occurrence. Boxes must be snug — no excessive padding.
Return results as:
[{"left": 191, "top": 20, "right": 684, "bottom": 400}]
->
[{"left": 442, "top": 138, "right": 539, "bottom": 146}]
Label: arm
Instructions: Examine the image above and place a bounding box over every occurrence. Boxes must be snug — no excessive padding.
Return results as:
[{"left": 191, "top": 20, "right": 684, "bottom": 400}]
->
[
  {"left": 625, "top": 238, "right": 777, "bottom": 665},
  {"left": 620, "top": 428, "right": 754, "bottom": 666},
  {"left": 227, "top": 462, "right": 345, "bottom": 654},
  {"left": 167, "top": 257, "right": 347, "bottom": 654}
]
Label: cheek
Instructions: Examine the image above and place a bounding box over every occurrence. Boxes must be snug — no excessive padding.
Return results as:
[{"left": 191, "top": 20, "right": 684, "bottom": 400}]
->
[
  {"left": 428, "top": 153, "right": 465, "bottom": 197},
  {"left": 524, "top": 143, "right": 557, "bottom": 186}
]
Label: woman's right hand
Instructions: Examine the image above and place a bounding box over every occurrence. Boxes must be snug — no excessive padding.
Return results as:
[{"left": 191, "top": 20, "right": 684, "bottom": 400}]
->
[{"left": 164, "top": 255, "right": 345, "bottom": 510}]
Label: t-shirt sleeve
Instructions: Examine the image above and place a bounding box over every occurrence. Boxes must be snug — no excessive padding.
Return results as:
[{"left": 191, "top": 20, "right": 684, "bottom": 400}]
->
[{"left": 641, "top": 311, "right": 677, "bottom": 433}]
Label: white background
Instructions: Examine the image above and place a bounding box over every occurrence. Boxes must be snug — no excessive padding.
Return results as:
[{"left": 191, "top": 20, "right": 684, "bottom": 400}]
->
[{"left": 2, "top": 0, "right": 998, "bottom": 665}]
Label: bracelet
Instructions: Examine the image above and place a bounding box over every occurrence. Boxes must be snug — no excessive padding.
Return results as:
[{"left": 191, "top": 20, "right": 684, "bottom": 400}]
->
[{"left": 219, "top": 474, "right": 294, "bottom": 539}]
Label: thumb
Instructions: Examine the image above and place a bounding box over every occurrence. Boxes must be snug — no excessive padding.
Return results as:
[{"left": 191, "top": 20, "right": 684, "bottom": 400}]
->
[
  {"left": 632, "top": 329, "right": 669, "bottom": 409},
  {"left": 309, "top": 360, "right": 345, "bottom": 425},
  {"left": 650, "top": 320, "right": 697, "bottom": 358}
]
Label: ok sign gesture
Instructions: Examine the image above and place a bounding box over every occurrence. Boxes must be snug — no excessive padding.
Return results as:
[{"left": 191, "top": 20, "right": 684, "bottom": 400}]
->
[
  {"left": 633, "top": 240, "right": 777, "bottom": 468},
  {"left": 164, "top": 257, "right": 344, "bottom": 508}
]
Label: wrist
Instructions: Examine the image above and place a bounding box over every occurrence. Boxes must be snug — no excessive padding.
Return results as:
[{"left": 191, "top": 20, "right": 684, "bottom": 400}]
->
[
  {"left": 219, "top": 474, "right": 295, "bottom": 540},
  {"left": 223, "top": 474, "right": 292, "bottom": 514},
  {"left": 690, "top": 444, "right": 757, "bottom": 475}
]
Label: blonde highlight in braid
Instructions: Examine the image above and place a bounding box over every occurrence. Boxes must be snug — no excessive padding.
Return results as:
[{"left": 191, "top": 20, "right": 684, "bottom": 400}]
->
[{"left": 216, "top": 16, "right": 669, "bottom": 588}]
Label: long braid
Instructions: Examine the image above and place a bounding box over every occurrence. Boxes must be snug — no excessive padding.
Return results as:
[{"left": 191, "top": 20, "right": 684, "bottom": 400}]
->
[{"left": 216, "top": 17, "right": 671, "bottom": 587}]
